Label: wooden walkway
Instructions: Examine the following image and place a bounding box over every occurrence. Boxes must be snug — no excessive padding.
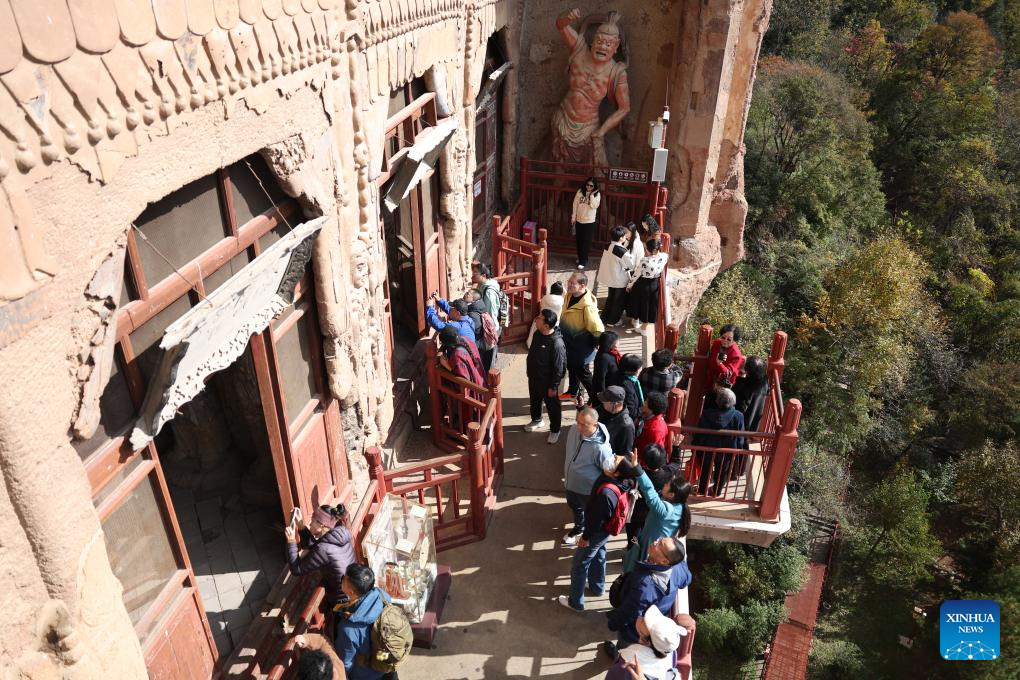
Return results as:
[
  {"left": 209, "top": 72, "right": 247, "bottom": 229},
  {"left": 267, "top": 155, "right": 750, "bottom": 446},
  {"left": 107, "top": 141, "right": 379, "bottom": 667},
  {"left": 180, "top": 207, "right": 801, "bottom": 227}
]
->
[{"left": 761, "top": 518, "right": 838, "bottom": 680}]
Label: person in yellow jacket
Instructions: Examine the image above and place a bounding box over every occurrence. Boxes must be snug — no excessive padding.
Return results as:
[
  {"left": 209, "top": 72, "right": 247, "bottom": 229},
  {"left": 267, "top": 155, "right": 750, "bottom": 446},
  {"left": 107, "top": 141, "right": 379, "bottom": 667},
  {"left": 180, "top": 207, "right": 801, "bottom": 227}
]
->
[{"left": 560, "top": 272, "right": 605, "bottom": 406}]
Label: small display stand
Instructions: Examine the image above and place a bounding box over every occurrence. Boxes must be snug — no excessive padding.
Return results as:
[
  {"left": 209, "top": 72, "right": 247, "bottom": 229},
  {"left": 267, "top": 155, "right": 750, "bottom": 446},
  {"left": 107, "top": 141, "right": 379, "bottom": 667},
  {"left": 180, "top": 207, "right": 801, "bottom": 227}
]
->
[{"left": 362, "top": 494, "right": 451, "bottom": 648}]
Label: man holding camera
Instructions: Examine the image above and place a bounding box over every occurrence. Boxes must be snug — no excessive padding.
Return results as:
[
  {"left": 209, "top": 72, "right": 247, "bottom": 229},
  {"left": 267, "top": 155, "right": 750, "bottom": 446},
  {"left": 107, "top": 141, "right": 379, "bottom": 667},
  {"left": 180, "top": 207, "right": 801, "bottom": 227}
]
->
[{"left": 425, "top": 292, "right": 476, "bottom": 342}]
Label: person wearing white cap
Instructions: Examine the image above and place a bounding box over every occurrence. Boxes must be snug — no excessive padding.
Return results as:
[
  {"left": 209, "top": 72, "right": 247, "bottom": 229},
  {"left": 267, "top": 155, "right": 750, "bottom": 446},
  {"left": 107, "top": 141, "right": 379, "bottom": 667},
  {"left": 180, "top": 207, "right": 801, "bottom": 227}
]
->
[{"left": 605, "top": 604, "right": 687, "bottom": 680}]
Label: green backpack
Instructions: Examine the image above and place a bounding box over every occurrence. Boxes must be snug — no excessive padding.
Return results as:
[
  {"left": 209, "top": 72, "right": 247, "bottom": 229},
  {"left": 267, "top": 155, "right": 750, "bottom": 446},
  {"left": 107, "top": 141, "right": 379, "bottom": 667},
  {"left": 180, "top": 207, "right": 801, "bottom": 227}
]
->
[{"left": 356, "top": 601, "right": 413, "bottom": 672}]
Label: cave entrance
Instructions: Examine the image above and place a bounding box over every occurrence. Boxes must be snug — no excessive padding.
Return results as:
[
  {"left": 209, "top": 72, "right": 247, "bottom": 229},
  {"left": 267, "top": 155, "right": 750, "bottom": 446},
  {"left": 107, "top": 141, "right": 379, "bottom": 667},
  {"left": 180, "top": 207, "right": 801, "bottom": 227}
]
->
[
  {"left": 156, "top": 342, "right": 282, "bottom": 659},
  {"left": 79, "top": 156, "right": 353, "bottom": 675}
]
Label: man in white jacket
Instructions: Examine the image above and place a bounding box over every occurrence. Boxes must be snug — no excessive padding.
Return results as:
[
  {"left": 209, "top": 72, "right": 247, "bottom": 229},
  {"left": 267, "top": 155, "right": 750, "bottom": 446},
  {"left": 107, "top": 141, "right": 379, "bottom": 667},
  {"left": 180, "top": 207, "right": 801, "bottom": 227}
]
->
[{"left": 594, "top": 225, "right": 634, "bottom": 325}]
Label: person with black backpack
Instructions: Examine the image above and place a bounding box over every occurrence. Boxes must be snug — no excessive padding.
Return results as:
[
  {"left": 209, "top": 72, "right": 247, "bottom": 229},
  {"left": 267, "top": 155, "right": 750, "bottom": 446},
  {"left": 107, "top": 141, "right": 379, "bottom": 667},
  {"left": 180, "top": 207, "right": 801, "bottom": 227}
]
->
[
  {"left": 335, "top": 563, "right": 412, "bottom": 680},
  {"left": 557, "top": 455, "right": 640, "bottom": 612}
]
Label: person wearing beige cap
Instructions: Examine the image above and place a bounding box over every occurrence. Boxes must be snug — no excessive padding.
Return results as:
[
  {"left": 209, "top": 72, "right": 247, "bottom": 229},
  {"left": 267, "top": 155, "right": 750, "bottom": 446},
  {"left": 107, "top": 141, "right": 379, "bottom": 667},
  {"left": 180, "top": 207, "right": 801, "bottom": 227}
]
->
[{"left": 606, "top": 604, "right": 687, "bottom": 680}]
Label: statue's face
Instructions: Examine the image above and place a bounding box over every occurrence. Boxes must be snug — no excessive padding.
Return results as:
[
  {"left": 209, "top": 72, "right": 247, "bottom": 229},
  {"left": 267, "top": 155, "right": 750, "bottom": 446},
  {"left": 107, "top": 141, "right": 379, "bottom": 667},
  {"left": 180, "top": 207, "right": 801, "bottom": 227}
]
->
[{"left": 591, "top": 27, "right": 620, "bottom": 63}]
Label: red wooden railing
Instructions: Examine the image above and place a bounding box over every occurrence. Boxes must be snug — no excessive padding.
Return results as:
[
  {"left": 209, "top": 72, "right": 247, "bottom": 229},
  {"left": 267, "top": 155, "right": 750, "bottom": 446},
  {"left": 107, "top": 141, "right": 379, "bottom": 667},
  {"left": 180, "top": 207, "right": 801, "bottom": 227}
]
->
[
  {"left": 660, "top": 324, "right": 802, "bottom": 522},
  {"left": 231, "top": 474, "right": 386, "bottom": 679},
  {"left": 257, "top": 343, "right": 504, "bottom": 679},
  {"left": 519, "top": 157, "right": 668, "bottom": 254},
  {"left": 492, "top": 202, "right": 548, "bottom": 344}
]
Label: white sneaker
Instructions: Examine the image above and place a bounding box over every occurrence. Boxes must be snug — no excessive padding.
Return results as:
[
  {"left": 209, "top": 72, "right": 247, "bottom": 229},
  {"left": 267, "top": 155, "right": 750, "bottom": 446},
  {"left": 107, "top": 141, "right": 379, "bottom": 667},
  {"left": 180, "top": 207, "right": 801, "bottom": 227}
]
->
[
  {"left": 562, "top": 532, "right": 578, "bottom": 546},
  {"left": 523, "top": 419, "right": 545, "bottom": 432},
  {"left": 632, "top": 321, "right": 643, "bottom": 331},
  {"left": 547, "top": 430, "right": 561, "bottom": 444},
  {"left": 577, "top": 264, "right": 585, "bottom": 270},
  {"left": 557, "top": 595, "right": 582, "bottom": 612}
]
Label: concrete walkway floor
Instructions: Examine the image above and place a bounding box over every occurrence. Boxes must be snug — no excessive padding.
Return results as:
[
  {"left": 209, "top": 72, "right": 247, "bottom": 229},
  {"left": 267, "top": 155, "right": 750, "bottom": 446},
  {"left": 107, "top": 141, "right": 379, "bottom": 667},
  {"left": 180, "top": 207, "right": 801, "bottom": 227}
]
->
[{"left": 401, "top": 307, "right": 659, "bottom": 679}]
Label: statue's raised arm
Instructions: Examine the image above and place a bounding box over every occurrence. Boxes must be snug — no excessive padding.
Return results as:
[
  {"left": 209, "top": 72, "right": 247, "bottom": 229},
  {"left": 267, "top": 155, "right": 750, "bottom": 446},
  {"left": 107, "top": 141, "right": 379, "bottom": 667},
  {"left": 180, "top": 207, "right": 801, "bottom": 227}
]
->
[
  {"left": 551, "top": 11, "right": 629, "bottom": 167},
  {"left": 556, "top": 8, "right": 582, "bottom": 50}
]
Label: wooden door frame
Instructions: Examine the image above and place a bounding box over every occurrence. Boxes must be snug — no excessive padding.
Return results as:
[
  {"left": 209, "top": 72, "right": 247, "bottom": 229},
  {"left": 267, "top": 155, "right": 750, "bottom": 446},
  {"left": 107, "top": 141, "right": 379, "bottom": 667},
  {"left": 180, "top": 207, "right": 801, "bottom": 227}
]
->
[{"left": 80, "top": 155, "right": 341, "bottom": 677}]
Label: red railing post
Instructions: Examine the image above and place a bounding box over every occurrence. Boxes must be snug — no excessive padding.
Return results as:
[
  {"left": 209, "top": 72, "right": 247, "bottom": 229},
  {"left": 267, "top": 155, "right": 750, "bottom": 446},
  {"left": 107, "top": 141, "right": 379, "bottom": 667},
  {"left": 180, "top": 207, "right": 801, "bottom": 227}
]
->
[
  {"left": 425, "top": 341, "right": 444, "bottom": 448},
  {"left": 683, "top": 325, "right": 714, "bottom": 426},
  {"left": 468, "top": 422, "right": 488, "bottom": 539},
  {"left": 655, "top": 232, "right": 673, "bottom": 349},
  {"left": 537, "top": 227, "right": 548, "bottom": 298},
  {"left": 674, "top": 612, "right": 696, "bottom": 680},
  {"left": 664, "top": 323, "right": 680, "bottom": 352},
  {"left": 488, "top": 368, "right": 504, "bottom": 476},
  {"left": 758, "top": 399, "right": 802, "bottom": 521},
  {"left": 364, "top": 446, "right": 387, "bottom": 503},
  {"left": 492, "top": 214, "right": 505, "bottom": 275},
  {"left": 768, "top": 330, "right": 788, "bottom": 383},
  {"left": 665, "top": 387, "right": 685, "bottom": 450}
]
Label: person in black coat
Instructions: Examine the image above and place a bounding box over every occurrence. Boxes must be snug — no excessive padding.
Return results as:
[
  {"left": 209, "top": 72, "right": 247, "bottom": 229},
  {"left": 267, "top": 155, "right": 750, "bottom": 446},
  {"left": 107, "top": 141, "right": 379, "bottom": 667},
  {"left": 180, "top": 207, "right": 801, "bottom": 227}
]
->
[
  {"left": 285, "top": 504, "right": 357, "bottom": 608},
  {"left": 733, "top": 356, "right": 768, "bottom": 432},
  {"left": 617, "top": 354, "right": 645, "bottom": 434},
  {"left": 525, "top": 309, "right": 567, "bottom": 444},
  {"left": 591, "top": 331, "right": 621, "bottom": 408},
  {"left": 595, "top": 385, "right": 636, "bottom": 456},
  {"left": 690, "top": 388, "right": 745, "bottom": 495}
]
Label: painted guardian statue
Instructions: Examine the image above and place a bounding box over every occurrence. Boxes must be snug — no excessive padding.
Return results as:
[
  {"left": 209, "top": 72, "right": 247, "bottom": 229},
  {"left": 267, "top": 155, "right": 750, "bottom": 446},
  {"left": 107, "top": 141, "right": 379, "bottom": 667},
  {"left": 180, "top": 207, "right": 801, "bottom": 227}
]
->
[{"left": 552, "top": 8, "right": 631, "bottom": 167}]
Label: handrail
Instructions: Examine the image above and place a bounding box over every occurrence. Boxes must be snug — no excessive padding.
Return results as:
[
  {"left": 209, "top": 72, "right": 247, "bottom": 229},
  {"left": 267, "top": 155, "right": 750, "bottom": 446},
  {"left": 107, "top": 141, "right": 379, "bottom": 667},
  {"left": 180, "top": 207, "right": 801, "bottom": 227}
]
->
[
  {"left": 264, "top": 586, "right": 326, "bottom": 680},
  {"left": 382, "top": 453, "right": 465, "bottom": 479},
  {"left": 497, "top": 232, "right": 545, "bottom": 250},
  {"left": 385, "top": 92, "right": 437, "bottom": 135},
  {"left": 678, "top": 426, "right": 778, "bottom": 440}
]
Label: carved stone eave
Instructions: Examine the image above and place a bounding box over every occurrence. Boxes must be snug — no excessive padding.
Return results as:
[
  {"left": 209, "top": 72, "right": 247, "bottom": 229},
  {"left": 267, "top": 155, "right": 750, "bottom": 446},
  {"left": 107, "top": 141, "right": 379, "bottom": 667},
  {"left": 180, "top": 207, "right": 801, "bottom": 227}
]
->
[{"left": 130, "top": 217, "right": 325, "bottom": 449}]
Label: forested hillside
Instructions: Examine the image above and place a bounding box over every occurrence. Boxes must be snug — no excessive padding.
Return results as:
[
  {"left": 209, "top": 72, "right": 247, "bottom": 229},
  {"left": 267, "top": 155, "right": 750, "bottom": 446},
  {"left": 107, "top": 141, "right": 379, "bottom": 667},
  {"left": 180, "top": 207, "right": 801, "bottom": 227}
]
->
[{"left": 685, "top": 2, "right": 1020, "bottom": 677}]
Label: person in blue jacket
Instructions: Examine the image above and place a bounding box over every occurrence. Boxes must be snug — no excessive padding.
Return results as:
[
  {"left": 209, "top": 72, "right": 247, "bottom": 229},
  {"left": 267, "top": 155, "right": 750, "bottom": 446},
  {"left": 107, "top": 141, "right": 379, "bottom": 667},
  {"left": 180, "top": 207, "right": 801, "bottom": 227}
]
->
[
  {"left": 334, "top": 563, "right": 391, "bottom": 680},
  {"left": 621, "top": 456, "right": 691, "bottom": 574},
  {"left": 604, "top": 536, "right": 692, "bottom": 659},
  {"left": 425, "top": 293, "right": 476, "bottom": 342}
]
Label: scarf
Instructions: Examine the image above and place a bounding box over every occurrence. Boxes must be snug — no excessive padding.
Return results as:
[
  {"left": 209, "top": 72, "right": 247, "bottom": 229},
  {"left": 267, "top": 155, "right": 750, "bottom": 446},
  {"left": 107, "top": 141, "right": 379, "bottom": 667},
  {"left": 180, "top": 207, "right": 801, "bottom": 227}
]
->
[
  {"left": 626, "top": 374, "right": 644, "bottom": 405},
  {"left": 609, "top": 347, "right": 623, "bottom": 364}
]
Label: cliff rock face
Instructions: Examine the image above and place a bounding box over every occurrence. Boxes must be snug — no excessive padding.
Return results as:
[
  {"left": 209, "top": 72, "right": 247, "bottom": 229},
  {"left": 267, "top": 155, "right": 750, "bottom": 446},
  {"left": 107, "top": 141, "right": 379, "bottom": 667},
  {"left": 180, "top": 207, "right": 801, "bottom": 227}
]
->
[
  {"left": 510, "top": 0, "right": 770, "bottom": 330},
  {"left": 666, "top": 0, "right": 771, "bottom": 329}
]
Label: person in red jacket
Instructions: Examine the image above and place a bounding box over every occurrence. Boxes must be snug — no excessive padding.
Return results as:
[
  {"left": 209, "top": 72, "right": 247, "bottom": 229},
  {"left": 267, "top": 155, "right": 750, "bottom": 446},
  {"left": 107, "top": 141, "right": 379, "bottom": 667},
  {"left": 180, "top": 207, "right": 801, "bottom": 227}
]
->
[
  {"left": 707, "top": 324, "right": 745, "bottom": 389},
  {"left": 635, "top": 392, "right": 669, "bottom": 467}
]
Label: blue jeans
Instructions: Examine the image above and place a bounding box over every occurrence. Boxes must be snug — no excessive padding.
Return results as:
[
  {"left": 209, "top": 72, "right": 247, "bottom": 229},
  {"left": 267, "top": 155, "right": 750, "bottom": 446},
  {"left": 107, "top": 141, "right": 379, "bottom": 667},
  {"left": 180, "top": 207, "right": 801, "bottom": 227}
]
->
[{"left": 569, "top": 530, "right": 611, "bottom": 609}]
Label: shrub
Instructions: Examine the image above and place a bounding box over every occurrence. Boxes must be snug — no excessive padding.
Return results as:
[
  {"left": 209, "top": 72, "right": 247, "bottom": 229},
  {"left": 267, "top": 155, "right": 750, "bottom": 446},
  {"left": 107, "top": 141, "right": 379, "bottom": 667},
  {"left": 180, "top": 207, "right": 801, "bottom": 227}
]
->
[
  {"left": 696, "top": 607, "right": 742, "bottom": 653},
  {"left": 733, "top": 600, "right": 786, "bottom": 658},
  {"left": 808, "top": 640, "right": 865, "bottom": 679},
  {"left": 678, "top": 265, "right": 776, "bottom": 358}
]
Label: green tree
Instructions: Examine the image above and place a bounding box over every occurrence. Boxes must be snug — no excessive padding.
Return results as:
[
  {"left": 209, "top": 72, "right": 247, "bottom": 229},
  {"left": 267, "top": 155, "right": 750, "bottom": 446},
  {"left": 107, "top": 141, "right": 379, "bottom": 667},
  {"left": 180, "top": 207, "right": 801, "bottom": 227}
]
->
[
  {"left": 955, "top": 440, "right": 1020, "bottom": 563},
  {"left": 788, "top": 238, "right": 940, "bottom": 453},
  {"left": 808, "top": 639, "right": 866, "bottom": 679},
  {"left": 852, "top": 469, "right": 941, "bottom": 588},
  {"left": 745, "top": 58, "right": 886, "bottom": 248},
  {"left": 871, "top": 12, "right": 1004, "bottom": 244},
  {"left": 695, "top": 607, "right": 742, "bottom": 654},
  {"left": 947, "top": 362, "right": 1020, "bottom": 447},
  {"left": 733, "top": 600, "right": 786, "bottom": 658},
  {"left": 678, "top": 265, "right": 776, "bottom": 359}
]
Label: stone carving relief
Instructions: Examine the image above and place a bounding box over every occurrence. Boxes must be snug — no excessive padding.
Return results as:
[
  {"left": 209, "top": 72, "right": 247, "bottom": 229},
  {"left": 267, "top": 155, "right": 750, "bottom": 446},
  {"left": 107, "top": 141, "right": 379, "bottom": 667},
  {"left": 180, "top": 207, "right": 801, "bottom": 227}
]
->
[
  {"left": 551, "top": 9, "right": 630, "bottom": 167},
  {"left": 69, "top": 242, "right": 125, "bottom": 440},
  {"left": 0, "top": 0, "right": 341, "bottom": 188}
]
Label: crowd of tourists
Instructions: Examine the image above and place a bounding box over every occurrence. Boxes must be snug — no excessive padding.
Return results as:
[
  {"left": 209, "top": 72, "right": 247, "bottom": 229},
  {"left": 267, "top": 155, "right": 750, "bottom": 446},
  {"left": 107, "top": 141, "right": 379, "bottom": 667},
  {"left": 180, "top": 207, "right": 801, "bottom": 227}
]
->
[
  {"left": 280, "top": 209, "right": 772, "bottom": 679},
  {"left": 520, "top": 224, "right": 770, "bottom": 676}
]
